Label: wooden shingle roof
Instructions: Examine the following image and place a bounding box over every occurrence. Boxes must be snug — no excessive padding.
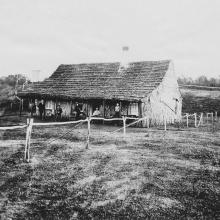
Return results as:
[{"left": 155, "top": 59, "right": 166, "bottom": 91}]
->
[{"left": 20, "top": 60, "right": 171, "bottom": 101}]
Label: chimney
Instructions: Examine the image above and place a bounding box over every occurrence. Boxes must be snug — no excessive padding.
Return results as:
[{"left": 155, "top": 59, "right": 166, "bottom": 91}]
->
[{"left": 120, "top": 46, "right": 130, "bottom": 69}]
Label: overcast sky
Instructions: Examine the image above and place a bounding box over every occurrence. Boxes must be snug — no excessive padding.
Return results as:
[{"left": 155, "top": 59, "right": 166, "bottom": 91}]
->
[{"left": 0, "top": 0, "right": 220, "bottom": 81}]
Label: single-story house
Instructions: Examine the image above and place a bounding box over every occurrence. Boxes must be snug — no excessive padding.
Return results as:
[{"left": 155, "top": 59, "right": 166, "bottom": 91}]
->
[{"left": 18, "top": 60, "right": 182, "bottom": 126}]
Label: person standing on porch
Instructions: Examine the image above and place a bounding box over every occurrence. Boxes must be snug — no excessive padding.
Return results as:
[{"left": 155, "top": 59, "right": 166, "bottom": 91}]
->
[
  {"left": 56, "top": 105, "right": 63, "bottom": 121},
  {"left": 75, "top": 102, "right": 81, "bottom": 120},
  {"left": 38, "top": 101, "right": 45, "bottom": 120},
  {"left": 31, "top": 103, "right": 36, "bottom": 117},
  {"left": 114, "top": 103, "right": 120, "bottom": 118},
  {"left": 114, "top": 103, "right": 121, "bottom": 126}
]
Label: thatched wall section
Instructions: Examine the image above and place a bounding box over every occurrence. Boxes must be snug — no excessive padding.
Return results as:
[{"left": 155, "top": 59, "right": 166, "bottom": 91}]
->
[{"left": 142, "top": 62, "right": 182, "bottom": 126}]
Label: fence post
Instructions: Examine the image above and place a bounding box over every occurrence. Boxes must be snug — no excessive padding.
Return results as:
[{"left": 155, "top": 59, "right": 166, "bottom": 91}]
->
[
  {"left": 19, "top": 99, "right": 22, "bottom": 117},
  {"left": 186, "top": 113, "right": 189, "bottom": 128},
  {"left": 25, "top": 118, "right": 33, "bottom": 162},
  {"left": 123, "top": 116, "right": 126, "bottom": 137},
  {"left": 86, "top": 117, "right": 90, "bottom": 149},
  {"left": 164, "top": 116, "right": 167, "bottom": 131},
  {"left": 27, "top": 118, "right": 33, "bottom": 162},
  {"left": 211, "top": 112, "right": 214, "bottom": 125},
  {"left": 215, "top": 111, "right": 218, "bottom": 121},
  {"left": 194, "top": 113, "right": 197, "bottom": 127},
  {"left": 206, "top": 113, "right": 209, "bottom": 124},
  {"left": 24, "top": 118, "right": 30, "bottom": 160},
  {"left": 146, "top": 117, "right": 149, "bottom": 128},
  {"left": 200, "top": 112, "right": 203, "bottom": 125},
  {"left": 186, "top": 114, "right": 188, "bottom": 128}
]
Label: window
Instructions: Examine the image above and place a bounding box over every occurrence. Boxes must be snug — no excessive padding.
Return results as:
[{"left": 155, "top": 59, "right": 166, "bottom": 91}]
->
[
  {"left": 128, "top": 103, "right": 139, "bottom": 116},
  {"left": 45, "top": 100, "right": 53, "bottom": 109}
]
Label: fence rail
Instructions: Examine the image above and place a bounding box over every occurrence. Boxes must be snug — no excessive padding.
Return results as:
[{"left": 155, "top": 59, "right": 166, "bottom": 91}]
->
[
  {"left": 33, "top": 118, "right": 88, "bottom": 126},
  {"left": 0, "top": 125, "right": 27, "bottom": 130},
  {"left": 0, "top": 111, "right": 218, "bottom": 162}
]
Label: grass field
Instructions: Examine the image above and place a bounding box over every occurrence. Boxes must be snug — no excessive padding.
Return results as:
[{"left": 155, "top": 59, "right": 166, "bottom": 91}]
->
[{"left": 0, "top": 116, "right": 220, "bottom": 219}]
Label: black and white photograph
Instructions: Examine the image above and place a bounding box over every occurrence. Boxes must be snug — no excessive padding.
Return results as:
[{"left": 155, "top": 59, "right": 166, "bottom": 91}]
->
[{"left": 0, "top": 0, "right": 220, "bottom": 219}]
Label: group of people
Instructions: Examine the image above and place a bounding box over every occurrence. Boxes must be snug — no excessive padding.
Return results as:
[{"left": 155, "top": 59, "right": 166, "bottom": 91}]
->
[
  {"left": 92, "top": 103, "right": 121, "bottom": 118},
  {"left": 29, "top": 101, "right": 63, "bottom": 121},
  {"left": 29, "top": 101, "right": 45, "bottom": 119},
  {"left": 73, "top": 102, "right": 121, "bottom": 120},
  {"left": 29, "top": 101, "right": 121, "bottom": 121},
  {"left": 91, "top": 103, "right": 121, "bottom": 125}
]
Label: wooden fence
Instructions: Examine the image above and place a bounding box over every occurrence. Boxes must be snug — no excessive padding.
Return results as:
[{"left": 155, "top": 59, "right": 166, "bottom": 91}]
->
[{"left": 0, "top": 112, "right": 218, "bottom": 162}]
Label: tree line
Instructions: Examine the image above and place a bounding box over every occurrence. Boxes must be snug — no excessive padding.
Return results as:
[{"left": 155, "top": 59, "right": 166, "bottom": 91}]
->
[{"left": 178, "top": 75, "right": 220, "bottom": 87}]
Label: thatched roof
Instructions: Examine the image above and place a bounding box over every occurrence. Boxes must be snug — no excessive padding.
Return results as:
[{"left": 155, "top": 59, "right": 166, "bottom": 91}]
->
[{"left": 19, "top": 60, "right": 171, "bottom": 101}]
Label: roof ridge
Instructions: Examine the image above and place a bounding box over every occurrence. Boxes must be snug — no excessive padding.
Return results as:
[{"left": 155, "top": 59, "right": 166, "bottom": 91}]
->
[{"left": 58, "top": 59, "right": 171, "bottom": 67}]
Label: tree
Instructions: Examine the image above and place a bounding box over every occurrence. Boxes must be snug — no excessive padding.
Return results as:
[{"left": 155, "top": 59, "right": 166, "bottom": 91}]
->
[
  {"left": 0, "top": 74, "right": 30, "bottom": 103},
  {"left": 195, "top": 75, "right": 208, "bottom": 86}
]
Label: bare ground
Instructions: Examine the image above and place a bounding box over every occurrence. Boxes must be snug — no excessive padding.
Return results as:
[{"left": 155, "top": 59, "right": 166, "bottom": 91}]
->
[{"left": 0, "top": 117, "right": 220, "bottom": 219}]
